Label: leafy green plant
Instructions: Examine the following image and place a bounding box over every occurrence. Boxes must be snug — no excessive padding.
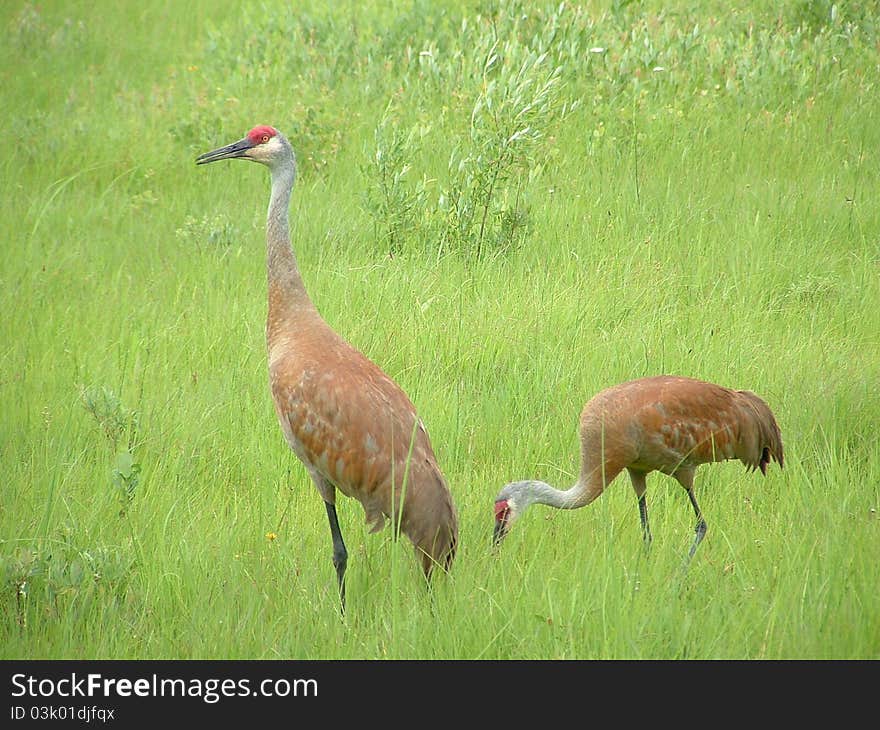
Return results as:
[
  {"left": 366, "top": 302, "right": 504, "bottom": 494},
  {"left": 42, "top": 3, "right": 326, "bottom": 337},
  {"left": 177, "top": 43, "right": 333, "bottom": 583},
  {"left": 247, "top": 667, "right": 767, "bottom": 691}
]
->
[
  {"left": 175, "top": 212, "right": 239, "bottom": 249},
  {"left": 366, "top": 1, "right": 578, "bottom": 260},
  {"left": 1, "top": 544, "right": 133, "bottom": 630},
  {"left": 112, "top": 451, "right": 142, "bottom": 516},
  {"left": 439, "top": 42, "right": 573, "bottom": 259},
  {"left": 79, "top": 385, "right": 139, "bottom": 449},
  {"left": 362, "top": 104, "right": 430, "bottom": 254}
]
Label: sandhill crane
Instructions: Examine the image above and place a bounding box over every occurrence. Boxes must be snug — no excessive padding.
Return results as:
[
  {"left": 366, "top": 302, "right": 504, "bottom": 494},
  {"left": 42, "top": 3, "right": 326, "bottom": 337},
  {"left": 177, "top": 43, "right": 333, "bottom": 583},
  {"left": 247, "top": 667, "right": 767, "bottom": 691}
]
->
[
  {"left": 196, "top": 125, "right": 458, "bottom": 610},
  {"left": 492, "top": 375, "right": 783, "bottom": 558}
]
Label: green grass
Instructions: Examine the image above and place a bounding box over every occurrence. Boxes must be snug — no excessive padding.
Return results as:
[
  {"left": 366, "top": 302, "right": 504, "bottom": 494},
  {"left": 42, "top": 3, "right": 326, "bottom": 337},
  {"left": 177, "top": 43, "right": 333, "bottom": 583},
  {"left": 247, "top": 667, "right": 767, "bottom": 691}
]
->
[{"left": 1, "top": 0, "right": 878, "bottom": 659}]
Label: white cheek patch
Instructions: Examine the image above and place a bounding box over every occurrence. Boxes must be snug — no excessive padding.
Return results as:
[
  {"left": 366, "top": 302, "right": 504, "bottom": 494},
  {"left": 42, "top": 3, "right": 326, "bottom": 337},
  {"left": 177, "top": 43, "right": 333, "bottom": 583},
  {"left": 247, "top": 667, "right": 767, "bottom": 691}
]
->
[
  {"left": 262, "top": 136, "right": 283, "bottom": 157},
  {"left": 247, "top": 135, "right": 282, "bottom": 163}
]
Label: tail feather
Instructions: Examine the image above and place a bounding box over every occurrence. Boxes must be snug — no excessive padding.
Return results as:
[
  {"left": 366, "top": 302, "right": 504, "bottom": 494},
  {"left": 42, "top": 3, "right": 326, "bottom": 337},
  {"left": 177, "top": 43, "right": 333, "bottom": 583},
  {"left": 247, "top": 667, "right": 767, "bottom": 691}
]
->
[
  {"left": 737, "top": 390, "right": 784, "bottom": 475},
  {"left": 409, "top": 471, "right": 459, "bottom": 578}
]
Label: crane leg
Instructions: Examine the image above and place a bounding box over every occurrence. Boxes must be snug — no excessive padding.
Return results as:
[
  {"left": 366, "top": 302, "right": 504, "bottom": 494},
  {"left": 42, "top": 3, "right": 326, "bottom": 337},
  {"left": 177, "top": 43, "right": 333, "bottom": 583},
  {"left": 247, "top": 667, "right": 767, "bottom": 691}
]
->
[
  {"left": 638, "top": 495, "right": 651, "bottom": 546},
  {"left": 673, "top": 468, "right": 706, "bottom": 559},
  {"left": 686, "top": 488, "right": 707, "bottom": 559},
  {"left": 627, "top": 468, "right": 652, "bottom": 547},
  {"left": 324, "top": 501, "right": 348, "bottom": 614}
]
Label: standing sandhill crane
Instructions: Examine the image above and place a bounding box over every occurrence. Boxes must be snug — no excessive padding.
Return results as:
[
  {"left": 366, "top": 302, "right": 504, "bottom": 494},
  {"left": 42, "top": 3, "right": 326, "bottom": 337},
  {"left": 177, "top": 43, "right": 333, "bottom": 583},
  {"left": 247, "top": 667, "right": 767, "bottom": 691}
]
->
[
  {"left": 492, "top": 375, "right": 783, "bottom": 557},
  {"left": 196, "top": 126, "right": 458, "bottom": 610}
]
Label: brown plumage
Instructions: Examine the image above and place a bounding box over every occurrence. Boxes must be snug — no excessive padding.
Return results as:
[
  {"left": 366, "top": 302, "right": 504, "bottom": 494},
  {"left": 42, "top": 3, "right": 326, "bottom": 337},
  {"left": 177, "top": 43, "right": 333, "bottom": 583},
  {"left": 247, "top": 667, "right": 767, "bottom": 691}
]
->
[
  {"left": 197, "top": 126, "right": 457, "bottom": 610},
  {"left": 493, "top": 375, "right": 783, "bottom": 557}
]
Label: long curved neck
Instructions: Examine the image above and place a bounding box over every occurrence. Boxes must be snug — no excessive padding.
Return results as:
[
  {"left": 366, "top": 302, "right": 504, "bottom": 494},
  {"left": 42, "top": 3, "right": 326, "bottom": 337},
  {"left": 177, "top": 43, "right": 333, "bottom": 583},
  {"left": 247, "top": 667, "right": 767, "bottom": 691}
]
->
[
  {"left": 527, "top": 479, "right": 602, "bottom": 509},
  {"left": 524, "top": 479, "right": 590, "bottom": 510},
  {"left": 266, "top": 162, "right": 315, "bottom": 344}
]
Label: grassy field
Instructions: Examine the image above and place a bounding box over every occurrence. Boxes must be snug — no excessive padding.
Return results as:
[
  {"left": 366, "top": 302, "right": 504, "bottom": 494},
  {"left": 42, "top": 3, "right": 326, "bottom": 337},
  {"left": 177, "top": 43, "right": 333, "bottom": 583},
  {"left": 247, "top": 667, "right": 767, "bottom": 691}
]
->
[{"left": 1, "top": 0, "right": 878, "bottom": 659}]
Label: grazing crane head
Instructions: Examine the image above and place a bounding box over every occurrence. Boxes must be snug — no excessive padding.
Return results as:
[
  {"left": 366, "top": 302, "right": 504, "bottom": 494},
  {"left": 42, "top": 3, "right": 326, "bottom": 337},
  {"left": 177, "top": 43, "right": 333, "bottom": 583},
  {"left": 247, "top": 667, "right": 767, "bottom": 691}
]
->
[
  {"left": 492, "top": 480, "right": 536, "bottom": 545},
  {"left": 196, "top": 125, "right": 294, "bottom": 170}
]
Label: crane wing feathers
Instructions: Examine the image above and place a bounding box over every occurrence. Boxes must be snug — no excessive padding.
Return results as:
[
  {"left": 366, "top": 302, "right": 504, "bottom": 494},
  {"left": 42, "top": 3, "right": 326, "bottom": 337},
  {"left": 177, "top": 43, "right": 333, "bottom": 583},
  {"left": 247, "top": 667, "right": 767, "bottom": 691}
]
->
[
  {"left": 581, "top": 375, "right": 783, "bottom": 476},
  {"left": 270, "top": 352, "right": 444, "bottom": 518}
]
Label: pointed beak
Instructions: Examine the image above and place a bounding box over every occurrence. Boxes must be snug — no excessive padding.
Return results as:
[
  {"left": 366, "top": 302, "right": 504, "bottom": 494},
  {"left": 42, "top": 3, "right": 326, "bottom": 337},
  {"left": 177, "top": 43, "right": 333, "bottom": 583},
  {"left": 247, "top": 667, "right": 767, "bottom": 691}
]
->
[
  {"left": 196, "top": 137, "right": 255, "bottom": 165},
  {"left": 493, "top": 518, "right": 508, "bottom": 547},
  {"left": 492, "top": 499, "right": 510, "bottom": 548}
]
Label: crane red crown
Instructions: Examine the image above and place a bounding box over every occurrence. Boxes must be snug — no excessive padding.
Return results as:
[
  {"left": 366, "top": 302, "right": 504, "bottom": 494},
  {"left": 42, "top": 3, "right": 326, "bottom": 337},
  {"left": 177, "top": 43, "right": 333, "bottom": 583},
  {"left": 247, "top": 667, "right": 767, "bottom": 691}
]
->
[
  {"left": 247, "top": 125, "right": 278, "bottom": 144},
  {"left": 494, "top": 500, "right": 509, "bottom": 521}
]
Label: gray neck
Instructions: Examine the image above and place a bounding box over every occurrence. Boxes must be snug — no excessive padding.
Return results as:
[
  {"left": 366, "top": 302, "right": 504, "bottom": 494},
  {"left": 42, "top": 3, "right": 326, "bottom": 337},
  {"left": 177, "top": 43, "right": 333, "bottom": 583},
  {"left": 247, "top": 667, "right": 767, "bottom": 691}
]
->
[
  {"left": 266, "top": 163, "right": 308, "bottom": 301},
  {"left": 524, "top": 480, "right": 585, "bottom": 510}
]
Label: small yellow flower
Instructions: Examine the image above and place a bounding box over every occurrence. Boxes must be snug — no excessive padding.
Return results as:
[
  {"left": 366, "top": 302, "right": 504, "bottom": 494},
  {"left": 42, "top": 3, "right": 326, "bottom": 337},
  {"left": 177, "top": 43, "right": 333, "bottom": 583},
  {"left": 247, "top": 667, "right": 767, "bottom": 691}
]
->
[{"left": 265, "top": 532, "right": 277, "bottom": 541}]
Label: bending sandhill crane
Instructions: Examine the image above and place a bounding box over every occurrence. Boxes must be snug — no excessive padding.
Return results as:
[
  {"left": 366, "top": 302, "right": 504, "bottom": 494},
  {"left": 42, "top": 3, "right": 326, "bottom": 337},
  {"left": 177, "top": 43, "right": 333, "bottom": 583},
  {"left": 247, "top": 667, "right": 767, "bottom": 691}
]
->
[
  {"left": 493, "top": 375, "right": 783, "bottom": 557},
  {"left": 196, "top": 126, "right": 458, "bottom": 610}
]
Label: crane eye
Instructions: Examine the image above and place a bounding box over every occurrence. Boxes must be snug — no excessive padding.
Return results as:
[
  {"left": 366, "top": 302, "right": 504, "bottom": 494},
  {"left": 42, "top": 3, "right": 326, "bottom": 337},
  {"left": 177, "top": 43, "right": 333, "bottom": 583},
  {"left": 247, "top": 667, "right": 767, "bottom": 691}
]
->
[{"left": 261, "top": 134, "right": 270, "bottom": 144}]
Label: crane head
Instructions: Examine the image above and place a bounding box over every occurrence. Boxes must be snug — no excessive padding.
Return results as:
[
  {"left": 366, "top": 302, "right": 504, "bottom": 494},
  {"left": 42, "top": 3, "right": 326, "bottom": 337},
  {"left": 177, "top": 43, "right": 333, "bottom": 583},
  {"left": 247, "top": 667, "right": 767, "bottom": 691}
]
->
[
  {"left": 493, "top": 482, "right": 528, "bottom": 545},
  {"left": 493, "top": 498, "right": 514, "bottom": 545},
  {"left": 493, "top": 480, "right": 545, "bottom": 545},
  {"left": 196, "top": 125, "right": 288, "bottom": 167}
]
